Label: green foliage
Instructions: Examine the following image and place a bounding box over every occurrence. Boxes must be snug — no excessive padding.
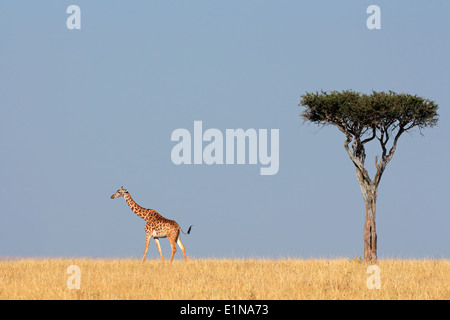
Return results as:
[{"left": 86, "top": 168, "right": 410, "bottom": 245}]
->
[{"left": 299, "top": 90, "right": 439, "bottom": 135}]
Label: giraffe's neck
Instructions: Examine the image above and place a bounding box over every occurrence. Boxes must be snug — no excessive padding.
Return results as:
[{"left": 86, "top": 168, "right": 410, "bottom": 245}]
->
[{"left": 124, "top": 193, "right": 147, "bottom": 219}]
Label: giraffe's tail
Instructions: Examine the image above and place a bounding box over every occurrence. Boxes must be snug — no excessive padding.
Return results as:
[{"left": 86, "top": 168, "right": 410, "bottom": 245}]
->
[{"left": 180, "top": 225, "right": 193, "bottom": 235}]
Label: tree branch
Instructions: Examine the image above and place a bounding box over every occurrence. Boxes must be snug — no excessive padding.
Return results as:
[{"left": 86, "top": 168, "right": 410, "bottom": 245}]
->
[
  {"left": 361, "top": 126, "right": 376, "bottom": 145},
  {"left": 373, "top": 126, "right": 404, "bottom": 187},
  {"left": 343, "top": 134, "right": 372, "bottom": 184},
  {"left": 386, "top": 126, "right": 404, "bottom": 163}
]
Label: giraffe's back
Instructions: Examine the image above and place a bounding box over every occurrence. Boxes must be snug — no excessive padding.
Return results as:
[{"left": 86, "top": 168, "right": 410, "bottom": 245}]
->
[{"left": 144, "top": 209, "right": 180, "bottom": 239}]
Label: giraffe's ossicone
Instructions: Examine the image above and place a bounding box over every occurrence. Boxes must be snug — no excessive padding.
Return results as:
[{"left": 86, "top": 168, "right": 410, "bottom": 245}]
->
[{"left": 111, "top": 186, "right": 192, "bottom": 262}]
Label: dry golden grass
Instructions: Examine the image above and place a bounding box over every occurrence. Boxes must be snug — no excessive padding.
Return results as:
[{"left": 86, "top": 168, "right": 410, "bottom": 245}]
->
[{"left": 0, "top": 258, "right": 448, "bottom": 300}]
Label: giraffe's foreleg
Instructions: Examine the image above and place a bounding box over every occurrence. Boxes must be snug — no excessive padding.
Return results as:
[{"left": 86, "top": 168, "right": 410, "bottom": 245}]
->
[
  {"left": 142, "top": 234, "right": 150, "bottom": 262},
  {"left": 154, "top": 238, "right": 164, "bottom": 261}
]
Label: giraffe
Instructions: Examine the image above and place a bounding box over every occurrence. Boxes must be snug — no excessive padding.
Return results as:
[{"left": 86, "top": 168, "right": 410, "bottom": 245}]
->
[{"left": 110, "top": 186, "right": 192, "bottom": 262}]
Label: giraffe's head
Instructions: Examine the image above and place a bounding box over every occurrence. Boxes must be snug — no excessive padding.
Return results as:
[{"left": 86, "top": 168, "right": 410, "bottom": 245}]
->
[{"left": 110, "top": 186, "right": 128, "bottom": 199}]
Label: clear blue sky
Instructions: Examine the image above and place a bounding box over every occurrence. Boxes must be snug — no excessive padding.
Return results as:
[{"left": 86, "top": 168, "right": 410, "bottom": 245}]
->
[{"left": 1, "top": 1, "right": 449, "bottom": 259}]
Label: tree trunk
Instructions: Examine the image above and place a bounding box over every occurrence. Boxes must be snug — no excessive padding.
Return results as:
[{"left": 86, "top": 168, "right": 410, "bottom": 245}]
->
[
  {"left": 355, "top": 165, "right": 378, "bottom": 263},
  {"left": 363, "top": 191, "right": 377, "bottom": 262},
  {"left": 344, "top": 132, "right": 390, "bottom": 263}
]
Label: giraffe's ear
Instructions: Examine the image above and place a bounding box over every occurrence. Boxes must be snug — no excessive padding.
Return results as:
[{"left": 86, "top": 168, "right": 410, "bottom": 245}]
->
[{"left": 124, "top": 189, "right": 128, "bottom": 193}]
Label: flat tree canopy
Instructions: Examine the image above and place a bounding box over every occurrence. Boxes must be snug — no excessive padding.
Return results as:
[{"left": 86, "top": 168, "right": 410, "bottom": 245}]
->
[
  {"left": 299, "top": 90, "right": 439, "bottom": 261},
  {"left": 300, "top": 90, "right": 438, "bottom": 186},
  {"left": 301, "top": 90, "right": 438, "bottom": 138}
]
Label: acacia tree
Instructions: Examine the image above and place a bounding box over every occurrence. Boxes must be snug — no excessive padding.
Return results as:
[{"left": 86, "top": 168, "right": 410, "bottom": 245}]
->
[{"left": 299, "top": 90, "right": 438, "bottom": 262}]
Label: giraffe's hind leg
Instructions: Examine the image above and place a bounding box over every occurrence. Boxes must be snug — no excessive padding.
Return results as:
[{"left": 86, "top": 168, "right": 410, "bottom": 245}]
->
[
  {"left": 168, "top": 235, "right": 178, "bottom": 263},
  {"left": 154, "top": 238, "right": 164, "bottom": 261},
  {"left": 169, "top": 242, "right": 177, "bottom": 263},
  {"left": 142, "top": 234, "right": 150, "bottom": 262},
  {"left": 176, "top": 234, "right": 187, "bottom": 261}
]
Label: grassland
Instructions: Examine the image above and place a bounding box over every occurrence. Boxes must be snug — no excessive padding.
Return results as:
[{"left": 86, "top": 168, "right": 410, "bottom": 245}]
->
[{"left": 0, "top": 258, "right": 448, "bottom": 300}]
